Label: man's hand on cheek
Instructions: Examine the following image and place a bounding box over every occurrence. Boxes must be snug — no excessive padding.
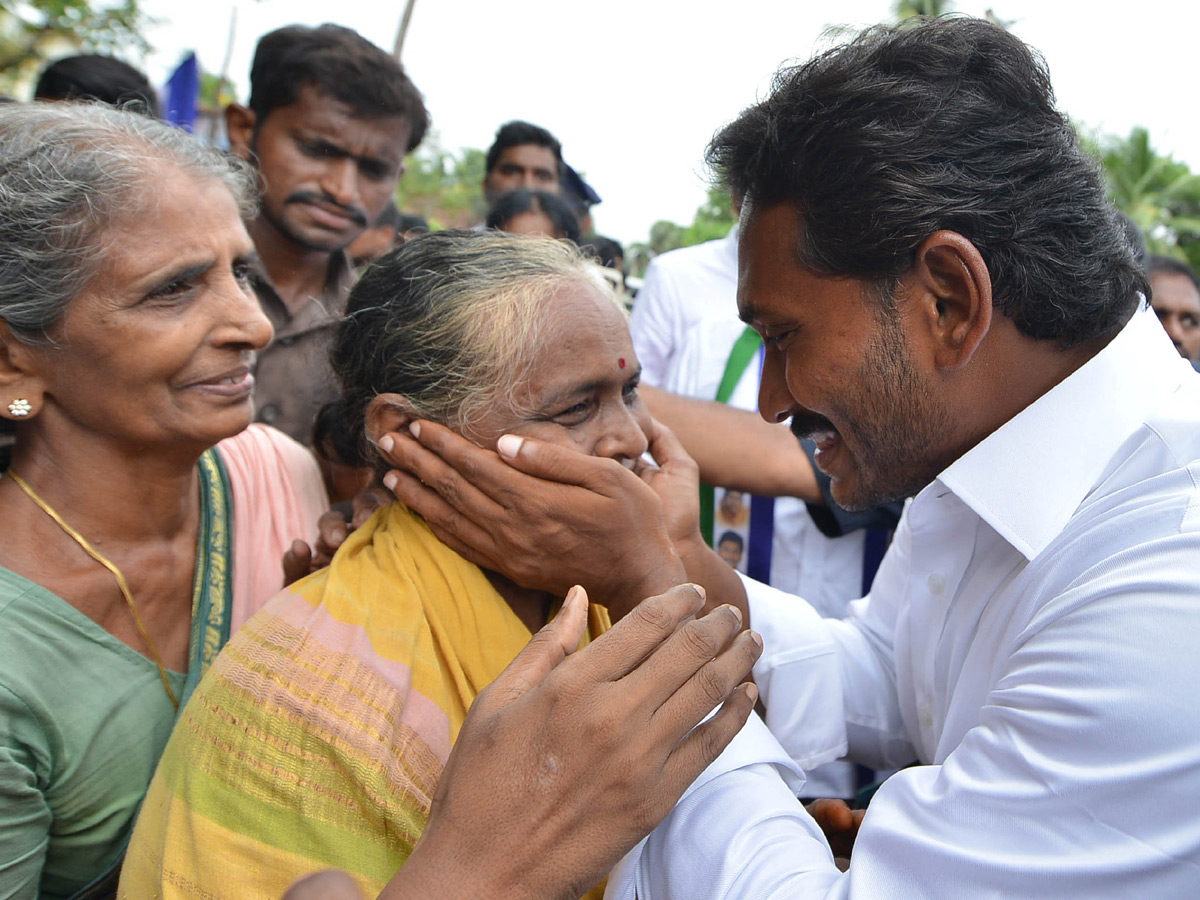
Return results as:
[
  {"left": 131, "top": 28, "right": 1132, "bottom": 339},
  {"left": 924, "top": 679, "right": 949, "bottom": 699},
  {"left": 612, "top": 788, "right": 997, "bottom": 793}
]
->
[{"left": 378, "top": 420, "right": 687, "bottom": 617}]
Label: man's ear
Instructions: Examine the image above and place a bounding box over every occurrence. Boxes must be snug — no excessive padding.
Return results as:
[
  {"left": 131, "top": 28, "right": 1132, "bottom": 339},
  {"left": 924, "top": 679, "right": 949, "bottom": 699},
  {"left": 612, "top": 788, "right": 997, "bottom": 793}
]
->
[
  {"left": 225, "top": 104, "right": 257, "bottom": 162},
  {"left": 0, "top": 321, "right": 46, "bottom": 421},
  {"left": 907, "top": 230, "right": 993, "bottom": 371},
  {"left": 365, "top": 393, "right": 418, "bottom": 447}
]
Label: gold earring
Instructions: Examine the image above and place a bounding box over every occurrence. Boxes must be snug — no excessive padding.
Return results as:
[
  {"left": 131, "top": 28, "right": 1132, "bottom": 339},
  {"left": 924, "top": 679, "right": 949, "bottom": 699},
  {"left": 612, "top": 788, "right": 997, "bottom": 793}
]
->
[{"left": 7, "top": 399, "right": 32, "bottom": 417}]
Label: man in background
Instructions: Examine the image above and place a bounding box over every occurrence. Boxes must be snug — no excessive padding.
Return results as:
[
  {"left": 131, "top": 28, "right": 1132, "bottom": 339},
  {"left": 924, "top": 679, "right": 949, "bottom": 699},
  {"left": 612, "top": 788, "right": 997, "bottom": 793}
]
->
[
  {"left": 1147, "top": 254, "right": 1200, "bottom": 363},
  {"left": 481, "top": 120, "right": 562, "bottom": 204},
  {"left": 225, "top": 23, "right": 427, "bottom": 446}
]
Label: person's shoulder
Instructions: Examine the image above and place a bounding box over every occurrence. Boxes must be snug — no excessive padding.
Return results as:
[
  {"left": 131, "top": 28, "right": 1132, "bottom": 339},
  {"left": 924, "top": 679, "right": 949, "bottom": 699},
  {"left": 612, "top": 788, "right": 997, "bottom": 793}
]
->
[
  {"left": 646, "top": 233, "right": 734, "bottom": 275},
  {"left": 216, "top": 424, "right": 320, "bottom": 480}
]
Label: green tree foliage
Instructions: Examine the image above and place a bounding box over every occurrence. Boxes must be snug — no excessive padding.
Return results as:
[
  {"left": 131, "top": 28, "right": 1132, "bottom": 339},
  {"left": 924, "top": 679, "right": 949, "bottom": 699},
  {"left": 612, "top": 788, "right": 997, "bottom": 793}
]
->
[
  {"left": 394, "top": 134, "right": 487, "bottom": 230},
  {"left": 626, "top": 187, "right": 737, "bottom": 278},
  {"left": 893, "top": 0, "right": 953, "bottom": 19},
  {"left": 1083, "top": 126, "right": 1200, "bottom": 271},
  {"left": 0, "top": 0, "right": 150, "bottom": 94}
]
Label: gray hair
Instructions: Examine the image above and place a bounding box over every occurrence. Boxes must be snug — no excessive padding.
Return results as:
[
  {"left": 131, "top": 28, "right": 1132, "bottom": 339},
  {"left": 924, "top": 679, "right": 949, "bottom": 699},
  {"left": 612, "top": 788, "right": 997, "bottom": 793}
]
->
[
  {"left": 0, "top": 102, "right": 255, "bottom": 346},
  {"left": 327, "top": 229, "right": 618, "bottom": 466}
]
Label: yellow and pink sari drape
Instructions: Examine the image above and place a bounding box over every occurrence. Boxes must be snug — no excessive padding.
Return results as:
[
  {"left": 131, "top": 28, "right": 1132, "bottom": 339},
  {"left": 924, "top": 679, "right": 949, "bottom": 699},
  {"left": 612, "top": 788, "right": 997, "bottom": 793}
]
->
[{"left": 119, "top": 503, "right": 609, "bottom": 900}]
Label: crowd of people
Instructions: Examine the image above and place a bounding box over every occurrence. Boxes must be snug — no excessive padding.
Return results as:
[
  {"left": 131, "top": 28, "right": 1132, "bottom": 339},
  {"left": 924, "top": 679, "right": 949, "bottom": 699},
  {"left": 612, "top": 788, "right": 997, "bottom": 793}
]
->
[{"left": 1, "top": 14, "right": 1198, "bottom": 900}]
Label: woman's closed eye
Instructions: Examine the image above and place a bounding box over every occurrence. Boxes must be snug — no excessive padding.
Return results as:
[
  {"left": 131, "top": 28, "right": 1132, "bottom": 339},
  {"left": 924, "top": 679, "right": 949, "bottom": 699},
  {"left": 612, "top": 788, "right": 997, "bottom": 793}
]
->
[
  {"left": 622, "top": 378, "right": 640, "bottom": 404},
  {"left": 551, "top": 399, "right": 594, "bottom": 426}
]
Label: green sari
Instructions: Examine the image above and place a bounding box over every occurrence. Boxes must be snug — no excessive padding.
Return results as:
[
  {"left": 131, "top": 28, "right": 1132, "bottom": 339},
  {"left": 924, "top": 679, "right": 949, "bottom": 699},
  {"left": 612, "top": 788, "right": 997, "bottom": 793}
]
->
[{"left": 0, "top": 449, "right": 236, "bottom": 900}]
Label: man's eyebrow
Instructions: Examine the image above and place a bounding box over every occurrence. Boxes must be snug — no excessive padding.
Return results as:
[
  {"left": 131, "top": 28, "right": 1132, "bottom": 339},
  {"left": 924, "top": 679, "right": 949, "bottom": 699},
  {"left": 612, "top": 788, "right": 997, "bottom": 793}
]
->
[{"left": 295, "top": 130, "right": 397, "bottom": 169}]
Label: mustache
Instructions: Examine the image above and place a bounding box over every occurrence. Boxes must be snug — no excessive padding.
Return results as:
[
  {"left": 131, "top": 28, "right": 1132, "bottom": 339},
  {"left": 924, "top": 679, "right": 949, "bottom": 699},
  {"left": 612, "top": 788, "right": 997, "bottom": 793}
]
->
[
  {"left": 285, "top": 191, "right": 368, "bottom": 228},
  {"left": 789, "top": 411, "right": 836, "bottom": 440}
]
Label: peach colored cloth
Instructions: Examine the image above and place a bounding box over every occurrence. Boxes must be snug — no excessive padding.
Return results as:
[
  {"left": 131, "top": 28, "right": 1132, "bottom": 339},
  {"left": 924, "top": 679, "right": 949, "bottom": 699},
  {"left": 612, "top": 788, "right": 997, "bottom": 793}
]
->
[{"left": 216, "top": 423, "right": 329, "bottom": 628}]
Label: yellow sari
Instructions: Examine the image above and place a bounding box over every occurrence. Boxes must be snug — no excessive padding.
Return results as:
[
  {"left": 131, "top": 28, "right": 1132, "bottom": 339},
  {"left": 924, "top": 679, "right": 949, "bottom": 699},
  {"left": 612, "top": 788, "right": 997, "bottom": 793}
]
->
[{"left": 119, "top": 503, "right": 610, "bottom": 899}]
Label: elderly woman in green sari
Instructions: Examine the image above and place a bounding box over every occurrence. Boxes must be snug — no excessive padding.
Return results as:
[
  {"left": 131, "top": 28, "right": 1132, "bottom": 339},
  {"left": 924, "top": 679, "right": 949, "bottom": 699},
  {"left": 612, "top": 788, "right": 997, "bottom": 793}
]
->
[{"left": 0, "top": 103, "right": 328, "bottom": 898}]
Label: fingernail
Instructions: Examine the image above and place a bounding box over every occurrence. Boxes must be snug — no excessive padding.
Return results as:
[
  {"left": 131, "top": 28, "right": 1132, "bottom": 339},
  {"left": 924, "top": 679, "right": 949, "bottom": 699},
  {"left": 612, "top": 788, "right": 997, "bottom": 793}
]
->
[
  {"left": 744, "top": 682, "right": 759, "bottom": 704},
  {"left": 725, "top": 604, "right": 743, "bottom": 626},
  {"left": 749, "top": 630, "right": 763, "bottom": 649},
  {"left": 383, "top": 472, "right": 398, "bottom": 493},
  {"left": 688, "top": 583, "right": 707, "bottom": 601},
  {"left": 379, "top": 434, "right": 394, "bottom": 453},
  {"left": 409, "top": 421, "right": 421, "bottom": 438},
  {"left": 566, "top": 584, "right": 586, "bottom": 606},
  {"left": 497, "top": 434, "right": 524, "bottom": 459}
]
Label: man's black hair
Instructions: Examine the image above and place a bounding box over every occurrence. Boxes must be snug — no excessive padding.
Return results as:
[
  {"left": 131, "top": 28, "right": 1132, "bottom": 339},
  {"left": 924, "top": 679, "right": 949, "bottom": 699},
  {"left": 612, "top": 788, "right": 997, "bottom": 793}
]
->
[
  {"left": 717, "top": 531, "right": 745, "bottom": 551},
  {"left": 1116, "top": 212, "right": 1148, "bottom": 269},
  {"left": 485, "top": 189, "right": 581, "bottom": 244},
  {"left": 1146, "top": 254, "right": 1200, "bottom": 292},
  {"left": 580, "top": 235, "right": 624, "bottom": 270},
  {"left": 248, "top": 23, "right": 428, "bottom": 152},
  {"left": 396, "top": 213, "right": 429, "bottom": 235},
  {"left": 485, "top": 121, "right": 562, "bottom": 174},
  {"left": 706, "top": 17, "right": 1147, "bottom": 349},
  {"left": 35, "top": 55, "right": 160, "bottom": 117}
]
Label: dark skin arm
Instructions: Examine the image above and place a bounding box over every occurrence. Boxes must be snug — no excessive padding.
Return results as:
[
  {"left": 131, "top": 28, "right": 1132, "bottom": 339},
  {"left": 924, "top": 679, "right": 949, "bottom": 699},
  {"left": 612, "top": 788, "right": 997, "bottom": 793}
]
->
[
  {"left": 640, "top": 384, "right": 823, "bottom": 504},
  {"left": 380, "top": 418, "right": 747, "bottom": 624},
  {"left": 281, "top": 584, "right": 762, "bottom": 900}
]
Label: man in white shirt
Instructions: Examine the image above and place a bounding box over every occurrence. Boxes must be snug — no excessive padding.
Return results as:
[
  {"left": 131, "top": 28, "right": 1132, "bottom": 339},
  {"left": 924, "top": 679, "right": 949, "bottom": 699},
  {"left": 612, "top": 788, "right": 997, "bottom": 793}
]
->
[
  {"left": 629, "top": 227, "right": 739, "bottom": 387},
  {"left": 381, "top": 16, "right": 1200, "bottom": 897}
]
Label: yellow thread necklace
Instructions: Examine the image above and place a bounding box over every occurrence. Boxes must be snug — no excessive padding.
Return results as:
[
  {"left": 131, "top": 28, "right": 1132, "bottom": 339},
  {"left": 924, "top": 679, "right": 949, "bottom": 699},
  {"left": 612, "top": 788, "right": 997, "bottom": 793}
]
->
[{"left": 8, "top": 471, "right": 180, "bottom": 711}]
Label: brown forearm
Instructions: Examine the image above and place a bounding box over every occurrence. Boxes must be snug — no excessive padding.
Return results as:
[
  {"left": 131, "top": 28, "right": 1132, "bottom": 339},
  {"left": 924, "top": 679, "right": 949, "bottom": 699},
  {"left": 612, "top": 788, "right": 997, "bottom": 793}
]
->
[{"left": 641, "top": 385, "right": 822, "bottom": 504}]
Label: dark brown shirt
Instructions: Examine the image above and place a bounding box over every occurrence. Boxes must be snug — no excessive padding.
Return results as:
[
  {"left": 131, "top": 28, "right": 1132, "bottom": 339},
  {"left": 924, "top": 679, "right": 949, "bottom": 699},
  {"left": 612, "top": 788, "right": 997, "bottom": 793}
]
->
[{"left": 250, "top": 252, "right": 356, "bottom": 446}]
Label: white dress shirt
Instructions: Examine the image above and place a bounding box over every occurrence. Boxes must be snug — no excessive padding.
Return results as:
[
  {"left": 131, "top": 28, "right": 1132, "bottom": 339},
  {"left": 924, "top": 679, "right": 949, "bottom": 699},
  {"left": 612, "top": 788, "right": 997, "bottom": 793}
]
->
[
  {"left": 607, "top": 305, "right": 1200, "bottom": 898},
  {"left": 628, "top": 227, "right": 739, "bottom": 388}
]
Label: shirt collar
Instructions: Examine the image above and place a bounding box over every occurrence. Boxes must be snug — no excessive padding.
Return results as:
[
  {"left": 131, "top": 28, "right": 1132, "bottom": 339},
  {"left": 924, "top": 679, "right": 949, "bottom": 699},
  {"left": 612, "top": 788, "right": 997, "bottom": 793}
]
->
[
  {"left": 935, "top": 304, "right": 1191, "bottom": 560},
  {"left": 249, "top": 250, "right": 355, "bottom": 335}
]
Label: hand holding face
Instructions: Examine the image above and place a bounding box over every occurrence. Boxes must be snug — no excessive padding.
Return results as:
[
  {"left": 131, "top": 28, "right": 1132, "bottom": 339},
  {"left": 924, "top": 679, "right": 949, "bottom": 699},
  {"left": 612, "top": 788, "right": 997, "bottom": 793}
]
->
[
  {"left": 630, "top": 418, "right": 704, "bottom": 547},
  {"left": 387, "top": 583, "right": 762, "bottom": 900},
  {"left": 379, "top": 420, "right": 693, "bottom": 617}
]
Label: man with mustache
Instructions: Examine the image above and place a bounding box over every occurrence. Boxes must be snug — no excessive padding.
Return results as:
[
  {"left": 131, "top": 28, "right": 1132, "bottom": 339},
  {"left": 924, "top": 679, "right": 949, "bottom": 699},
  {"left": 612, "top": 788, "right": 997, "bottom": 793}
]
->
[
  {"left": 226, "top": 24, "right": 427, "bottom": 445},
  {"left": 385, "top": 17, "right": 1200, "bottom": 895}
]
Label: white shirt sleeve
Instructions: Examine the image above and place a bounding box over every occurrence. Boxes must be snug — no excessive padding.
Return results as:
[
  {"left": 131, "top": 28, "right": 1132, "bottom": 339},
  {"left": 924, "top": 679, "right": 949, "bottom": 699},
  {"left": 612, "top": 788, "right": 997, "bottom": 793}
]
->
[
  {"left": 742, "top": 516, "right": 917, "bottom": 773},
  {"left": 609, "top": 530, "right": 1200, "bottom": 899}
]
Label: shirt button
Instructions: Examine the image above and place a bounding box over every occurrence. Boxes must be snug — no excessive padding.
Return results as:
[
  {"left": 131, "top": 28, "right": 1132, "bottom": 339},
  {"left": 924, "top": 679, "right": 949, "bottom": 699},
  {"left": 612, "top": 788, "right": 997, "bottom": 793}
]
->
[
  {"left": 260, "top": 405, "right": 280, "bottom": 424},
  {"left": 927, "top": 572, "right": 946, "bottom": 595}
]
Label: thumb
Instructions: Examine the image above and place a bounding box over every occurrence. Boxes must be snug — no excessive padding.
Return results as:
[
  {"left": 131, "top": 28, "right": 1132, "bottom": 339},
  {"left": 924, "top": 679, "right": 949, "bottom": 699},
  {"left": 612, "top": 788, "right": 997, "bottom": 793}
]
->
[
  {"left": 484, "top": 584, "right": 590, "bottom": 708},
  {"left": 496, "top": 433, "right": 626, "bottom": 491},
  {"left": 645, "top": 417, "right": 696, "bottom": 472}
]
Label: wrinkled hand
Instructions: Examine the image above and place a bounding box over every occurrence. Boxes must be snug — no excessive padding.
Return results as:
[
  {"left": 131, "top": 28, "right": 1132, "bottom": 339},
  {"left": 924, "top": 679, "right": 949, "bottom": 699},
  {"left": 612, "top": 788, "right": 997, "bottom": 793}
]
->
[
  {"left": 379, "top": 420, "right": 686, "bottom": 617},
  {"left": 281, "top": 487, "right": 391, "bottom": 586},
  {"left": 805, "top": 798, "right": 865, "bottom": 863},
  {"left": 387, "top": 583, "right": 762, "bottom": 900}
]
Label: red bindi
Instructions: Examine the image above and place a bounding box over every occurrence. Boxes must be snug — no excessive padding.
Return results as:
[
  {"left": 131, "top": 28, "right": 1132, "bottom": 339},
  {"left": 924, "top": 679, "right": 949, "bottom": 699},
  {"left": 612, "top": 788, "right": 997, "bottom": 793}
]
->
[{"left": 618, "top": 357, "right": 626, "bottom": 369}]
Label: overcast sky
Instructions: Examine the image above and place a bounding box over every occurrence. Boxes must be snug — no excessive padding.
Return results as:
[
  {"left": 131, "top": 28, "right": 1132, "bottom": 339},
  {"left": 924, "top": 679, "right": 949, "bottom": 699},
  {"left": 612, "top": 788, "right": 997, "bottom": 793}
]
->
[{"left": 136, "top": 0, "right": 1199, "bottom": 247}]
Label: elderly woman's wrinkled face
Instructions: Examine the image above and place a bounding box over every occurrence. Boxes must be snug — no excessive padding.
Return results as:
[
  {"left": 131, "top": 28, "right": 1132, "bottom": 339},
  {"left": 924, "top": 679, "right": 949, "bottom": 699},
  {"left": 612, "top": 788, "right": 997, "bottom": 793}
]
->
[
  {"left": 30, "top": 163, "right": 273, "bottom": 451},
  {"left": 467, "top": 278, "right": 651, "bottom": 464}
]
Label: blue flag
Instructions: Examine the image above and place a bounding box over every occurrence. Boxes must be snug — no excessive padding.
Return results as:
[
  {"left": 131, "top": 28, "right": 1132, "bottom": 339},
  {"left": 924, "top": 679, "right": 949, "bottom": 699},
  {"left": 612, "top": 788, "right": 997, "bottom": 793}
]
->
[{"left": 164, "top": 52, "right": 199, "bottom": 132}]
